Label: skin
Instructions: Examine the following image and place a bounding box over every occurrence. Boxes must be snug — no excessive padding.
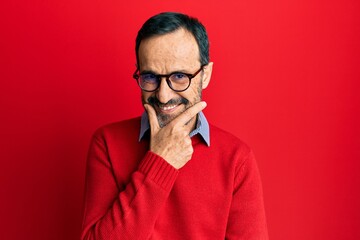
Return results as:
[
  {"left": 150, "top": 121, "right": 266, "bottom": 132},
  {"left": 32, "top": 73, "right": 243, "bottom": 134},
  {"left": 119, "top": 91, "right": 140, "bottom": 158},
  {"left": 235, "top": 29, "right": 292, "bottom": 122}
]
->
[{"left": 138, "top": 28, "right": 213, "bottom": 169}]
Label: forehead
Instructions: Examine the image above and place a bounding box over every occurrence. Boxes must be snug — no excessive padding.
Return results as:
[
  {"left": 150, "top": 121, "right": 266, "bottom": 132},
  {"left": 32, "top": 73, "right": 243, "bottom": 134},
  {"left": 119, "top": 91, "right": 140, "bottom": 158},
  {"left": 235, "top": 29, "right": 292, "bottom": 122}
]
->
[{"left": 138, "top": 28, "right": 200, "bottom": 71}]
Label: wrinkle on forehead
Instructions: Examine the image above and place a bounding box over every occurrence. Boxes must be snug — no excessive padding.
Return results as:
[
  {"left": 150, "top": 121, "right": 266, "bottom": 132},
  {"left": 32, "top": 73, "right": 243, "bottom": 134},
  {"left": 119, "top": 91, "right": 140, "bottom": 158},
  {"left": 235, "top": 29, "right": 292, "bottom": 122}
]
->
[{"left": 138, "top": 28, "right": 201, "bottom": 73}]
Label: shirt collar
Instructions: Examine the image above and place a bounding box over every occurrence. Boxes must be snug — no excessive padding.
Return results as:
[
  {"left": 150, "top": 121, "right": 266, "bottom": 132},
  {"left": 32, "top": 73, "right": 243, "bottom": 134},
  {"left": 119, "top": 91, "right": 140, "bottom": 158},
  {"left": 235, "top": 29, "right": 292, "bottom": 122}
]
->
[{"left": 139, "top": 111, "right": 210, "bottom": 146}]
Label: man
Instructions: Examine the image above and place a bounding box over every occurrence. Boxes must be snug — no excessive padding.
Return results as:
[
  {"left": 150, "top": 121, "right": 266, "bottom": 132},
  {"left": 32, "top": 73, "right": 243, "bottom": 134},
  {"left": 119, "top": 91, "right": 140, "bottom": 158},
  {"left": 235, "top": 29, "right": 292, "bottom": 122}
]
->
[{"left": 81, "top": 12, "right": 268, "bottom": 239}]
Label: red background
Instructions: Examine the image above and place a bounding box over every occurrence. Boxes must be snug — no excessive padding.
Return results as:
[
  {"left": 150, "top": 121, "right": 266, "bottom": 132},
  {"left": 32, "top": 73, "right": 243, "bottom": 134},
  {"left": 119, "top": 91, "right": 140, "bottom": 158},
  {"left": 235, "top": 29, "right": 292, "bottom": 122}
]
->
[{"left": 1, "top": 0, "right": 359, "bottom": 239}]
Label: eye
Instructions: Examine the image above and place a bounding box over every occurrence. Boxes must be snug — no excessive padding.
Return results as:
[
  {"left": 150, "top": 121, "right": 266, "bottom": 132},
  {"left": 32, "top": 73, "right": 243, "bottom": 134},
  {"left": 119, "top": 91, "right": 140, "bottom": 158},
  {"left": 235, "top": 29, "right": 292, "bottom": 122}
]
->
[
  {"left": 171, "top": 73, "right": 187, "bottom": 81},
  {"left": 140, "top": 73, "right": 157, "bottom": 83}
]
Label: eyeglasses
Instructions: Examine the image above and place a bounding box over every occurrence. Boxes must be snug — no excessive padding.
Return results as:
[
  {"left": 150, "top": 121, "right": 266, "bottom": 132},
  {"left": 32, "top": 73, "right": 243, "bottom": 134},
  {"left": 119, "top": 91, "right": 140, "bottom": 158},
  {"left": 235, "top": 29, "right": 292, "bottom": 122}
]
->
[{"left": 133, "top": 66, "right": 204, "bottom": 92}]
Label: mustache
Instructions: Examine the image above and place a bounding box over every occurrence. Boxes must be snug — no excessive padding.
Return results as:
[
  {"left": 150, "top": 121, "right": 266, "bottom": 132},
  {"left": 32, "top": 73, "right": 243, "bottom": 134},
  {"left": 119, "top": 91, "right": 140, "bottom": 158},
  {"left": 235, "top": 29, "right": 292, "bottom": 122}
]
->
[{"left": 147, "top": 96, "right": 189, "bottom": 107}]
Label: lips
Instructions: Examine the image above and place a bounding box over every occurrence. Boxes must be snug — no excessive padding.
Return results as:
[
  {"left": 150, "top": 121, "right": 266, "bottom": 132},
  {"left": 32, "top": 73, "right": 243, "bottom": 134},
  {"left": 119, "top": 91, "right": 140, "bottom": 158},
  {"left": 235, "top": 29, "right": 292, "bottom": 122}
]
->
[
  {"left": 157, "top": 103, "right": 181, "bottom": 113},
  {"left": 147, "top": 96, "right": 189, "bottom": 116}
]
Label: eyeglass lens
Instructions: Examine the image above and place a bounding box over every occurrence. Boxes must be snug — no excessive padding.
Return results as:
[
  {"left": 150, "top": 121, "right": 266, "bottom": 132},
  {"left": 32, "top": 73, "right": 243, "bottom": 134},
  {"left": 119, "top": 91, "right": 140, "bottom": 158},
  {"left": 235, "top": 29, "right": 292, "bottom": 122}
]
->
[{"left": 139, "top": 73, "right": 190, "bottom": 91}]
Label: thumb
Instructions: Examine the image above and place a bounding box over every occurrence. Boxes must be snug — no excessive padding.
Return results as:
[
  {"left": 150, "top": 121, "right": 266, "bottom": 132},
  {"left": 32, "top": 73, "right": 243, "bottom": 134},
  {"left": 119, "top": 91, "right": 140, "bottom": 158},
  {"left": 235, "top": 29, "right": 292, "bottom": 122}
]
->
[{"left": 144, "top": 104, "right": 160, "bottom": 133}]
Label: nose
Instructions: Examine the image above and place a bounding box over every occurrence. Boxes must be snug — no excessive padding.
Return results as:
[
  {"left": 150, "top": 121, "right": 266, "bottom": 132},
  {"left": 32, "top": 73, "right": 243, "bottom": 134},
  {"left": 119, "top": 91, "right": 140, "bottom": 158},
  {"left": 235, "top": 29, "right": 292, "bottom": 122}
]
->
[{"left": 156, "top": 78, "right": 174, "bottom": 104}]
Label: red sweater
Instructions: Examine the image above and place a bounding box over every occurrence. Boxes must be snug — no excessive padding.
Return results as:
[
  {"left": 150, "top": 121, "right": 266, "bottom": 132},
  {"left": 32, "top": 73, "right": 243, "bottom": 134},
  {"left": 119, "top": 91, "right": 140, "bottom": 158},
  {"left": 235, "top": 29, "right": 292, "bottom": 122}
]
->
[{"left": 81, "top": 117, "right": 268, "bottom": 240}]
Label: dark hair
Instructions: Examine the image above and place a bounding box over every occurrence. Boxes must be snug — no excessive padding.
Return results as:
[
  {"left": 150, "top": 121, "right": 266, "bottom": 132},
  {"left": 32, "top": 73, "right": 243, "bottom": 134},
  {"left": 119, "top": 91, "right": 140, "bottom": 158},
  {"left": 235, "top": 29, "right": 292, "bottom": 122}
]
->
[{"left": 135, "top": 12, "right": 209, "bottom": 67}]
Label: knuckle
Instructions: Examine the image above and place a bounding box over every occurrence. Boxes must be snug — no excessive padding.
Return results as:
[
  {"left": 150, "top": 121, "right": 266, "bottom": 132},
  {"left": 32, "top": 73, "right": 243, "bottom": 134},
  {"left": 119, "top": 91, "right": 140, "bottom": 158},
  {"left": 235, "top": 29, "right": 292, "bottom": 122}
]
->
[
  {"left": 189, "top": 147, "right": 194, "bottom": 154},
  {"left": 184, "top": 137, "right": 191, "bottom": 144},
  {"left": 168, "top": 121, "right": 176, "bottom": 128},
  {"left": 184, "top": 110, "right": 193, "bottom": 119}
]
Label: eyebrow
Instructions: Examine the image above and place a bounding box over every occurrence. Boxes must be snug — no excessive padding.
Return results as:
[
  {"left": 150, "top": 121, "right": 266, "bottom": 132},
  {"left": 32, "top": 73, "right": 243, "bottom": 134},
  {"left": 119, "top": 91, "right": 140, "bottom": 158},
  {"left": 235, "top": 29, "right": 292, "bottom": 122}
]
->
[
  {"left": 140, "top": 69, "right": 192, "bottom": 75},
  {"left": 139, "top": 70, "right": 157, "bottom": 75}
]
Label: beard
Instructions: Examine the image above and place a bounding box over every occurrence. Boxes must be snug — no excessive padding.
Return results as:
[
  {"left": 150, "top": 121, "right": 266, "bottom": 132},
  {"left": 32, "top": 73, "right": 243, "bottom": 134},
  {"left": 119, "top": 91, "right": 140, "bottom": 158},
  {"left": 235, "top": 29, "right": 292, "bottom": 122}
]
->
[
  {"left": 147, "top": 96, "right": 189, "bottom": 127},
  {"left": 142, "top": 83, "right": 203, "bottom": 128}
]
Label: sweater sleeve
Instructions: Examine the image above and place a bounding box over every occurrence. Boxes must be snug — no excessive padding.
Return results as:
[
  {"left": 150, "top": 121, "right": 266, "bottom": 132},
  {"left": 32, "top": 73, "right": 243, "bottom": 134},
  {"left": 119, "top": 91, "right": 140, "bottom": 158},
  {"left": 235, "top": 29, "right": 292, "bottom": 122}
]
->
[
  {"left": 81, "top": 131, "right": 178, "bottom": 240},
  {"left": 225, "top": 150, "right": 269, "bottom": 240}
]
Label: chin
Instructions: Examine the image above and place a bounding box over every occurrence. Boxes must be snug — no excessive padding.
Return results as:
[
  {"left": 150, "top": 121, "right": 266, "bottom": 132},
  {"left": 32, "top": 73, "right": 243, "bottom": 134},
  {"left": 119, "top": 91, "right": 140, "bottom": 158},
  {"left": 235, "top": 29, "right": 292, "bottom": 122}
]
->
[{"left": 156, "top": 114, "right": 175, "bottom": 128}]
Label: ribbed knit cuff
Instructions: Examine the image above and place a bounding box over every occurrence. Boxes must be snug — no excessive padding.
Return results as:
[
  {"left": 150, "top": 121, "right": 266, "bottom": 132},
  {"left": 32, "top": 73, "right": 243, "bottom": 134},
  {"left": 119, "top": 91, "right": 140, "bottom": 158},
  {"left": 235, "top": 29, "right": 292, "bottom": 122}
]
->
[{"left": 138, "top": 151, "right": 179, "bottom": 191}]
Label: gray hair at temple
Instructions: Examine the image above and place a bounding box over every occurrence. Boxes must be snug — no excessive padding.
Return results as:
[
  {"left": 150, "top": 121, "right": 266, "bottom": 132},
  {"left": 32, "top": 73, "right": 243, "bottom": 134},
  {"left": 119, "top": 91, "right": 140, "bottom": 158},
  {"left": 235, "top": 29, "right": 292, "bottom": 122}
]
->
[{"left": 135, "top": 12, "right": 210, "bottom": 67}]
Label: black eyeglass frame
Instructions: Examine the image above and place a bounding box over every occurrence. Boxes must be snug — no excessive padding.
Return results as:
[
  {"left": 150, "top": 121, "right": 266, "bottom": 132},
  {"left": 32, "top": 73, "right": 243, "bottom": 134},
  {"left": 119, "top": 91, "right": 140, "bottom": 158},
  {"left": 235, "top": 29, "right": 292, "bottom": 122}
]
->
[{"left": 133, "top": 65, "right": 205, "bottom": 92}]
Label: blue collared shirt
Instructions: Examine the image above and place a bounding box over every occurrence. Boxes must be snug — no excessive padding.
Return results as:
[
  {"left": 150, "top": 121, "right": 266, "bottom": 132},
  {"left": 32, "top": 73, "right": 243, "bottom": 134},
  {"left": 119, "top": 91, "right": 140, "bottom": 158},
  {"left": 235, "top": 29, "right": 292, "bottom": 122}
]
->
[{"left": 139, "top": 111, "right": 210, "bottom": 146}]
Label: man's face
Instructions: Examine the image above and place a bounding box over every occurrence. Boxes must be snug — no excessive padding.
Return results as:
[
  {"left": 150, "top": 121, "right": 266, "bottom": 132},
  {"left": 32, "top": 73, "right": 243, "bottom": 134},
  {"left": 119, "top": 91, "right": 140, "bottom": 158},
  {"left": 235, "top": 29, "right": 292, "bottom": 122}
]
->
[{"left": 138, "top": 28, "right": 212, "bottom": 128}]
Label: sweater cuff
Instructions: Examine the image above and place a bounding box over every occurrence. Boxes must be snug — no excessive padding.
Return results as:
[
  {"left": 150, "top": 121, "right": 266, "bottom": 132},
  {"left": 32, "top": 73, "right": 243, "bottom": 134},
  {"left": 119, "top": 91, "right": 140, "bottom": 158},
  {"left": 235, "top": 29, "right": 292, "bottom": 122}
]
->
[{"left": 138, "top": 151, "right": 179, "bottom": 191}]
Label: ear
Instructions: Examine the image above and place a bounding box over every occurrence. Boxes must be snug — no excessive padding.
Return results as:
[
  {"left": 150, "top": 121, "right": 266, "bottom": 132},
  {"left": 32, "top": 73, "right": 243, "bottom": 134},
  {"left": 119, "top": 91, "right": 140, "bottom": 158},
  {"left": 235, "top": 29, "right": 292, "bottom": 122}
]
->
[{"left": 201, "top": 62, "right": 213, "bottom": 89}]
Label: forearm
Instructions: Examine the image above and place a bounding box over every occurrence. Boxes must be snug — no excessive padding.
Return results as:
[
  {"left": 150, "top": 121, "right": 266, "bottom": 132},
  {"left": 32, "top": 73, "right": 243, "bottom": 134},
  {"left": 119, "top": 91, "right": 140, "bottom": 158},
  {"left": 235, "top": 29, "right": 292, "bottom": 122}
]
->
[
  {"left": 81, "top": 134, "right": 178, "bottom": 240},
  {"left": 225, "top": 151, "right": 268, "bottom": 240}
]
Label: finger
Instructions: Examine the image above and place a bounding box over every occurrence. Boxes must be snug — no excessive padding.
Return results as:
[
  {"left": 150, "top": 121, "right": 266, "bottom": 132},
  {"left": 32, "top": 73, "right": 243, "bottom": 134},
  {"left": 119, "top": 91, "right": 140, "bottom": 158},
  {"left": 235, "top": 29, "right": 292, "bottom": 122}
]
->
[
  {"left": 172, "top": 101, "right": 207, "bottom": 128},
  {"left": 144, "top": 104, "right": 160, "bottom": 133}
]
